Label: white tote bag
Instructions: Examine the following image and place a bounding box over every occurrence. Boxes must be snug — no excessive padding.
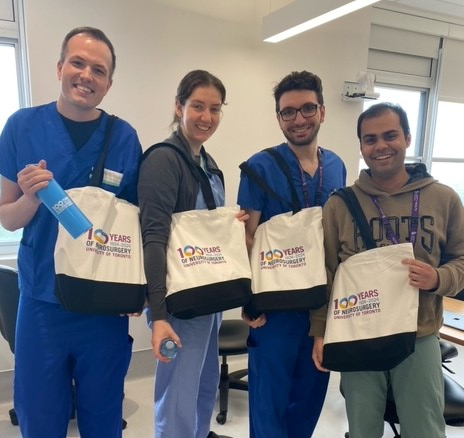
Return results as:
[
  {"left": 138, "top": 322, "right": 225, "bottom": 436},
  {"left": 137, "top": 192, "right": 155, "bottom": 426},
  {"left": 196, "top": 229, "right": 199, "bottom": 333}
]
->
[
  {"left": 165, "top": 206, "right": 252, "bottom": 319},
  {"left": 245, "top": 206, "right": 327, "bottom": 316},
  {"left": 323, "top": 242, "right": 419, "bottom": 372},
  {"left": 54, "top": 186, "right": 147, "bottom": 315}
]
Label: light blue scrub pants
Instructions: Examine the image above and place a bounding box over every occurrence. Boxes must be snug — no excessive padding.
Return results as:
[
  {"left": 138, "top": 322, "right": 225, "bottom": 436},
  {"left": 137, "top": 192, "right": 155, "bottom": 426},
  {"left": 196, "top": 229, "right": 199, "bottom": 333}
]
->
[
  {"left": 154, "top": 312, "right": 221, "bottom": 438},
  {"left": 248, "top": 311, "right": 330, "bottom": 438},
  {"left": 14, "top": 295, "right": 130, "bottom": 438},
  {"left": 341, "top": 335, "right": 446, "bottom": 438}
]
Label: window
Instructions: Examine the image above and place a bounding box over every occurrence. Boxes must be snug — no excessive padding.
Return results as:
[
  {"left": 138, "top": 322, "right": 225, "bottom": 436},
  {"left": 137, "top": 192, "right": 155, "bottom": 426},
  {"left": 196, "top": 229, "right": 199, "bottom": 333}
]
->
[
  {"left": 367, "top": 11, "right": 464, "bottom": 204},
  {"left": 0, "top": 43, "right": 19, "bottom": 127},
  {"left": 430, "top": 101, "right": 464, "bottom": 203},
  {"left": 359, "top": 85, "right": 428, "bottom": 172},
  {"left": 428, "top": 38, "right": 464, "bottom": 203},
  {"left": 0, "top": 42, "right": 23, "bottom": 251},
  {"left": 0, "top": 0, "right": 29, "bottom": 255}
]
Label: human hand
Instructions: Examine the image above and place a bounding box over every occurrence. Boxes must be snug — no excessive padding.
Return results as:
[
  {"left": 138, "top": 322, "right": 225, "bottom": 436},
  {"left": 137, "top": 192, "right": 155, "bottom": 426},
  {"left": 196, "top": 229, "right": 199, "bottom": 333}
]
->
[
  {"left": 402, "top": 258, "right": 439, "bottom": 291},
  {"left": 242, "top": 309, "right": 266, "bottom": 328},
  {"left": 312, "top": 336, "right": 329, "bottom": 372},
  {"left": 235, "top": 209, "right": 249, "bottom": 222},
  {"left": 151, "top": 320, "right": 182, "bottom": 363},
  {"left": 17, "top": 159, "right": 52, "bottom": 202}
]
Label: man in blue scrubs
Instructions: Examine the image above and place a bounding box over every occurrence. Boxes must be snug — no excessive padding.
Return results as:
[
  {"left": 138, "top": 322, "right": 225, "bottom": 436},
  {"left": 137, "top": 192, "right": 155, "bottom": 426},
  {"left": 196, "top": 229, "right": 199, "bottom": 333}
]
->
[
  {"left": 237, "top": 71, "right": 346, "bottom": 438},
  {"left": 0, "top": 27, "right": 142, "bottom": 438}
]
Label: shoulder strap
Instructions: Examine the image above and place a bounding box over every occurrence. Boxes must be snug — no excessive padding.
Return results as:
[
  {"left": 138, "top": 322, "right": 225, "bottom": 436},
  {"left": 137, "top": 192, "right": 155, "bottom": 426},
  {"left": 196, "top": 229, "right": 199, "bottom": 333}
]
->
[
  {"left": 89, "top": 114, "right": 117, "bottom": 187},
  {"left": 264, "top": 147, "right": 300, "bottom": 213},
  {"left": 333, "top": 187, "right": 377, "bottom": 250},
  {"left": 239, "top": 161, "right": 295, "bottom": 210},
  {"left": 142, "top": 142, "right": 217, "bottom": 210}
]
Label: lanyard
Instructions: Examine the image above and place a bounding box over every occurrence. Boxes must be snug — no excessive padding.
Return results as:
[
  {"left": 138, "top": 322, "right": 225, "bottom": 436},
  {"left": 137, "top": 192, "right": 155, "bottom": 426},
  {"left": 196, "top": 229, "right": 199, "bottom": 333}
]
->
[
  {"left": 369, "top": 190, "right": 420, "bottom": 245},
  {"left": 292, "top": 147, "right": 324, "bottom": 208}
]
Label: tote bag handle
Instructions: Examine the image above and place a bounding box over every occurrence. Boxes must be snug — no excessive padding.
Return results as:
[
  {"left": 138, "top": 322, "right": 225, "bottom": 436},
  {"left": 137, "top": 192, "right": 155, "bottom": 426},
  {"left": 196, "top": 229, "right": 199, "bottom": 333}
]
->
[
  {"left": 333, "top": 187, "right": 377, "bottom": 250},
  {"left": 238, "top": 147, "right": 301, "bottom": 214},
  {"left": 89, "top": 114, "right": 117, "bottom": 187},
  {"left": 143, "top": 142, "right": 218, "bottom": 210}
]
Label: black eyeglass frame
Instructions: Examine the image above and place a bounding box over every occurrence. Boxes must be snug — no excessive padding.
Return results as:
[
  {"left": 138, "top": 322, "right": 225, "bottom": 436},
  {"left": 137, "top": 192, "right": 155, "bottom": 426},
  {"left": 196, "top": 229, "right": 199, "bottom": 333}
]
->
[{"left": 278, "top": 104, "right": 321, "bottom": 121}]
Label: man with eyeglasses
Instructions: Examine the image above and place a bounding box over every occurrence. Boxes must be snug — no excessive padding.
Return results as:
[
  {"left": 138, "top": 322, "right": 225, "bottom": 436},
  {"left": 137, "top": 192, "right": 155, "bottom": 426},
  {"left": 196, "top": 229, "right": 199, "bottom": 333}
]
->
[{"left": 237, "top": 70, "right": 346, "bottom": 438}]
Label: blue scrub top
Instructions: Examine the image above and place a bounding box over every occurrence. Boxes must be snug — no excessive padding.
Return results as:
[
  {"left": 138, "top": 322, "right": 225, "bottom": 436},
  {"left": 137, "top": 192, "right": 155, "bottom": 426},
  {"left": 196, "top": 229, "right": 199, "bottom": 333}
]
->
[
  {"left": 0, "top": 102, "right": 142, "bottom": 303},
  {"left": 237, "top": 143, "right": 346, "bottom": 222}
]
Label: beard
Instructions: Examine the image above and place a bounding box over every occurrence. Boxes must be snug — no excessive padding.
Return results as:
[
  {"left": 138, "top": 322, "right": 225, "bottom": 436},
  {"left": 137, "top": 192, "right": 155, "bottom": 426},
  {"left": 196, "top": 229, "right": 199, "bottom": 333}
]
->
[{"left": 282, "top": 123, "right": 321, "bottom": 147}]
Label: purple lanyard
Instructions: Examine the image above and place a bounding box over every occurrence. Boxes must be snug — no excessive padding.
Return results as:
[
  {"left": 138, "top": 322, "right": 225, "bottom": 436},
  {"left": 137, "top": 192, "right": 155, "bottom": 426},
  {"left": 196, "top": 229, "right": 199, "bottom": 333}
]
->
[
  {"left": 369, "top": 190, "right": 420, "bottom": 245},
  {"left": 294, "top": 148, "right": 324, "bottom": 208}
]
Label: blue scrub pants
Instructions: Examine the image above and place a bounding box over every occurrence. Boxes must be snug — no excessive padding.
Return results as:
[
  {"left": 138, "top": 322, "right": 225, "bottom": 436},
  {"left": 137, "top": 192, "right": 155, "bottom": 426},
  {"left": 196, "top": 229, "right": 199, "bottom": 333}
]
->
[
  {"left": 341, "top": 335, "right": 445, "bottom": 438},
  {"left": 14, "top": 295, "right": 130, "bottom": 438},
  {"left": 154, "top": 312, "right": 221, "bottom": 438},
  {"left": 248, "top": 311, "right": 330, "bottom": 438}
]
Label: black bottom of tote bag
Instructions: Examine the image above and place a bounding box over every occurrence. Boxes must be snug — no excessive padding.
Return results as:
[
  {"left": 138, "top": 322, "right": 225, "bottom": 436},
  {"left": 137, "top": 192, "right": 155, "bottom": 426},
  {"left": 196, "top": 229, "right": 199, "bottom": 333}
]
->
[
  {"left": 55, "top": 275, "right": 146, "bottom": 315},
  {"left": 244, "top": 284, "right": 327, "bottom": 318},
  {"left": 322, "top": 332, "right": 417, "bottom": 372},
  {"left": 166, "top": 278, "right": 252, "bottom": 319}
]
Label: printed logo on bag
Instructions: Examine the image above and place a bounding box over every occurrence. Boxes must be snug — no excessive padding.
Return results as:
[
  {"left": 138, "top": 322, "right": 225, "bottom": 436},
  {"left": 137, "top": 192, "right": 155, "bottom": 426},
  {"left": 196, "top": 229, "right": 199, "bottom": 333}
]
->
[
  {"left": 259, "top": 245, "right": 306, "bottom": 269},
  {"left": 176, "top": 244, "right": 226, "bottom": 267},
  {"left": 332, "top": 289, "right": 381, "bottom": 320},
  {"left": 84, "top": 228, "right": 133, "bottom": 259}
]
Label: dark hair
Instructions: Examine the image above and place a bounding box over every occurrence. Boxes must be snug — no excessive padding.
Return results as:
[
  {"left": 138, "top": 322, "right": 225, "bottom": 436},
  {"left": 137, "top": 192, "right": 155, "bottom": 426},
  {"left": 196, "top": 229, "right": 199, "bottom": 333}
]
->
[
  {"left": 172, "top": 69, "right": 227, "bottom": 126},
  {"left": 357, "top": 102, "right": 410, "bottom": 140},
  {"left": 273, "top": 71, "right": 324, "bottom": 112},
  {"left": 60, "top": 27, "right": 116, "bottom": 80}
]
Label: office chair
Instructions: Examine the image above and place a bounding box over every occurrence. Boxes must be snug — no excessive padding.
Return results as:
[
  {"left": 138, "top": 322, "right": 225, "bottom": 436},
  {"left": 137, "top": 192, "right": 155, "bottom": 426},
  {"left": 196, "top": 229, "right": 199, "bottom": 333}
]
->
[
  {"left": 341, "top": 339, "right": 464, "bottom": 438},
  {"left": 0, "top": 264, "right": 128, "bottom": 430},
  {"left": 0, "top": 265, "right": 20, "bottom": 426},
  {"left": 216, "top": 319, "right": 249, "bottom": 424}
]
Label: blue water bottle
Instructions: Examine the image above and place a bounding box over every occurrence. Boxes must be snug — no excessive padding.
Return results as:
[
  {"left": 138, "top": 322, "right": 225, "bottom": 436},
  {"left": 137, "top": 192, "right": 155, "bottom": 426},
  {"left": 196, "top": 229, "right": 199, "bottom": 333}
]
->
[
  {"left": 160, "top": 338, "right": 178, "bottom": 360},
  {"left": 36, "top": 178, "right": 93, "bottom": 239}
]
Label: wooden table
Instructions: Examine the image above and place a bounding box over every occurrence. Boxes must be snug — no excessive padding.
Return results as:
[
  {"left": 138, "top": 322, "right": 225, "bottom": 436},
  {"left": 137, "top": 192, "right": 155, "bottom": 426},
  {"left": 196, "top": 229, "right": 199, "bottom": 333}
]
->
[{"left": 440, "top": 296, "right": 464, "bottom": 346}]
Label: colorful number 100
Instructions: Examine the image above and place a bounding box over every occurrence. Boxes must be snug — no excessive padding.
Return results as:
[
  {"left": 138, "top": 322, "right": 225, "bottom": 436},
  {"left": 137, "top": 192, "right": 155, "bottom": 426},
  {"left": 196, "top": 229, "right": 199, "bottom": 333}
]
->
[
  {"left": 259, "top": 249, "right": 283, "bottom": 261},
  {"left": 177, "top": 245, "right": 204, "bottom": 258},
  {"left": 333, "top": 295, "right": 358, "bottom": 310}
]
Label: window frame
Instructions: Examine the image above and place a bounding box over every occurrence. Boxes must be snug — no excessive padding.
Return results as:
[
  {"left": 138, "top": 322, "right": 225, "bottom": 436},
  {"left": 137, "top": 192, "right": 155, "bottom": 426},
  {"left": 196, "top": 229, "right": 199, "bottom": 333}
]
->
[{"left": 0, "top": 0, "right": 30, "bottom": 256}]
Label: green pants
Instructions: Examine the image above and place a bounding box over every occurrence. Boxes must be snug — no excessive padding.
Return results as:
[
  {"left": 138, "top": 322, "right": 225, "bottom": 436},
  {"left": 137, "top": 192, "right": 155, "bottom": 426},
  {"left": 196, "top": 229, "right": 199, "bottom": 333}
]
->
[{"left": 341, "top": 335, "right": 445, "bottom": 438}]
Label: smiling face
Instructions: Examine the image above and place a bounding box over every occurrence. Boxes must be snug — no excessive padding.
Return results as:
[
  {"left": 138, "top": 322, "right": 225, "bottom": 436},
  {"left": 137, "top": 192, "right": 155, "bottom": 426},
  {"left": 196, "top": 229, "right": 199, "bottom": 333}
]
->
[
  {"left": 56, "top": 33, "right": 113, "bottom": 121},
  {"left": 277, "top": 90, "right": 325, "bottom": 148},
  {"left": 360, "top": 109, "right": 411, "bottom": 188},
  {"left": 175, "top": 85, "right": 223, "bottom": 153}
]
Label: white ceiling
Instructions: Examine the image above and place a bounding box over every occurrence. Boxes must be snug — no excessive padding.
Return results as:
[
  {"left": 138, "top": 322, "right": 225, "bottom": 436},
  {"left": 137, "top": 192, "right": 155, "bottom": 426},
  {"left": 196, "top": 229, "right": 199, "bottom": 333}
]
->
[
  {"left": 387, "top": 0, "right": 464, "bottom": 19},
  {"left": 152, "top": 0, "right": 464, "bottom": 25}
]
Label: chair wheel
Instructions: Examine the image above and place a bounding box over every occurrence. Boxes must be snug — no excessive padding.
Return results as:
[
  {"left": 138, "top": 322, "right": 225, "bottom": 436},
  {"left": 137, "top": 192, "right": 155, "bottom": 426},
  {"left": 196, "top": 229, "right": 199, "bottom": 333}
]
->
[
  {"left": 9, "top": 408, "right": 18, "bottom": 426},
  {"left": 344, "top": 433, "right": 350, "bottom": 438},
  {"left": 216, "top": 412, "right": 227, "bottom": 424},
  {"left": 122, "top": 418, "right": 127, "bottom": 430}
]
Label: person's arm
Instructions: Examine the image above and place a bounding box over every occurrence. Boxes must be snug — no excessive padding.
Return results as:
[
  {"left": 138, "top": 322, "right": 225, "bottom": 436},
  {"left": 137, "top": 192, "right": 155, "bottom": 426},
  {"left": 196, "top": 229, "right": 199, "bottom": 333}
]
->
[
  {"left": 0, "top": 160, "right": 52, "bottom": 231},
  {"left": 138, "top": 149, "right": 185, "bottom": 361},
  {"left": 405, "top": 192, "right": 464, "bottom": 296},
  {"left": 310, "top": 196, "right": 342, "bottom": 371},
  {"left": 244, "top": 208, "right": 260, "bottom": 253},
  {"left": 241, "top": 208, "right": 267, "bottom": 328}
]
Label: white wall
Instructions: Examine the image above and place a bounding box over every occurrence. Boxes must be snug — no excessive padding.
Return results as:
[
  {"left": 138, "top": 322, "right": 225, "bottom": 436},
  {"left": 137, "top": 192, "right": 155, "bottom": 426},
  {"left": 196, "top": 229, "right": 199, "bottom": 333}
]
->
[{"left": 0, "top": 0, "right": 371, "bottom": 370}]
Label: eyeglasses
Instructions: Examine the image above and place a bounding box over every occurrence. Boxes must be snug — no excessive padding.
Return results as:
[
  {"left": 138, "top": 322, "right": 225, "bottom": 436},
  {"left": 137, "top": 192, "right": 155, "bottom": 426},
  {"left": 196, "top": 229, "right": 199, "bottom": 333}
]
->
[{"left": 278, "top": 104, "right": 321, "bottom": 121}]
